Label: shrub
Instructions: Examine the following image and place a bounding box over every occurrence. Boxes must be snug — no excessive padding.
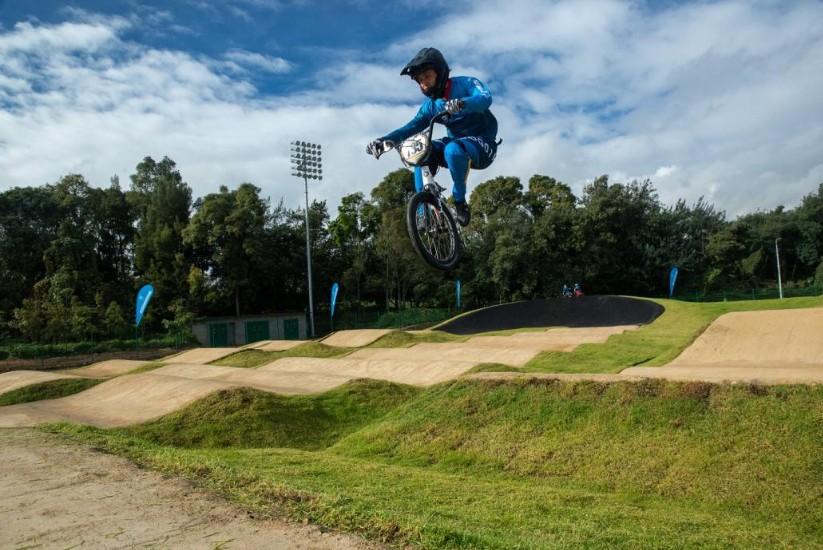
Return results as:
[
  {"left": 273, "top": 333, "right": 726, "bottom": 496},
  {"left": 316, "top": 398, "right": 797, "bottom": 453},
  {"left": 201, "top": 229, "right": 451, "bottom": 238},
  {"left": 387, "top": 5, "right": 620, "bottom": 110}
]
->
[{"left": 4, "top": 336, "right": 186, "bottom": 359}]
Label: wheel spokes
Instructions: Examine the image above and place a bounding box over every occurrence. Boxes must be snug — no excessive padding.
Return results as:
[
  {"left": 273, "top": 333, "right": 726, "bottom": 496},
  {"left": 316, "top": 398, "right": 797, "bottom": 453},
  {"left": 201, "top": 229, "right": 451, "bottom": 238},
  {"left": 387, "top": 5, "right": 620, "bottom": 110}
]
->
[{"left": 415, "top": 201, "right": 454, "bottom": 261}]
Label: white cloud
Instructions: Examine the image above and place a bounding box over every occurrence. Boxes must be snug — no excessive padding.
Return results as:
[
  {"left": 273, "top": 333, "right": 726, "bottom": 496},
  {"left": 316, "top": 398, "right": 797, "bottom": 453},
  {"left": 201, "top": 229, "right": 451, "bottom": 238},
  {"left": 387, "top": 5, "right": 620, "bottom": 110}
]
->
[
  {"left": 0, "top": 19, "right": 122, "bottom": 55},
  {"left": 387, "top": 0, "right": 823, "bottom": 212},
  {"left": 655, "top": 165, "right": 677, "bottom": 179},
  {"left": 1, "top": 1, "right": 822, "bottom": 220},
  {"left": 223, "top": 49, "right": 292, "bottom": 74}
]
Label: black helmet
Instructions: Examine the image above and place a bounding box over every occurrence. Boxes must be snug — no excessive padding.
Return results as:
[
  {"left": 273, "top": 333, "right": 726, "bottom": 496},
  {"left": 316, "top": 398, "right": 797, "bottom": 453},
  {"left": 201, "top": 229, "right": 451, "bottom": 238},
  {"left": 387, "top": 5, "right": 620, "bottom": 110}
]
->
[{"left": 401, "top": 47, "right": 450, "bottom": 98}]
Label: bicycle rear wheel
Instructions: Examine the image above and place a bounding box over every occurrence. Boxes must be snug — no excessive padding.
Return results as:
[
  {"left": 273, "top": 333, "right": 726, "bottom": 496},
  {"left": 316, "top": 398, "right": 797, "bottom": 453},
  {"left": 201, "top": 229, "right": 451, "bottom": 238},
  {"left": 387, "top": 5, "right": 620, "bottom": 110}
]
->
[{"left": 406, "top": 191, "right": 462, "bottom": 271}]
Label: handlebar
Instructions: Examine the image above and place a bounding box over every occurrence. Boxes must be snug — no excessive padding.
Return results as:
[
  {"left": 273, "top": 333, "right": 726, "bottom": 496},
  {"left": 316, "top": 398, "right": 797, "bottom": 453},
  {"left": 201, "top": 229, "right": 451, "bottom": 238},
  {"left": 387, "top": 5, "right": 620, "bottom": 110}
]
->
[{"left": 370, "top": 111, "right": 450, "bottom": 160}]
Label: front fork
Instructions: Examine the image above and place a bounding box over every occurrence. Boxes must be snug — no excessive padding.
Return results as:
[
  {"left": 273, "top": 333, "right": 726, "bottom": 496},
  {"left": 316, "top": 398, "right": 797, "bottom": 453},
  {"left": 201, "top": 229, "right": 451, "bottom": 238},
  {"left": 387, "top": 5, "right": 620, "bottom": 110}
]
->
[
  {"left": 415, "top": 165, "right": 437, "bottom": 193},
  {"left": 414, "top": 166, "right": 440, "bottom": 233}
]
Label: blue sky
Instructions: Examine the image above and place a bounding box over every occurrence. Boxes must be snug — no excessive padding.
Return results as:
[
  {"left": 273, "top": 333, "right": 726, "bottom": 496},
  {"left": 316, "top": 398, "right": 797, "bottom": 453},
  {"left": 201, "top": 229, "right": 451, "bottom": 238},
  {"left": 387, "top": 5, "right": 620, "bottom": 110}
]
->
[{"left": 1, "top": 0, "right": 822, "bottom": 217}]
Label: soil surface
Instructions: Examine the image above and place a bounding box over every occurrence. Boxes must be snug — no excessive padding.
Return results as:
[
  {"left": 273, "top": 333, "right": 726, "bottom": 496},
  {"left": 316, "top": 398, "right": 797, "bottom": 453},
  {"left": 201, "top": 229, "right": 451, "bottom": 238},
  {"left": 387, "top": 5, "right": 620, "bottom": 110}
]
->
[
  {"left": 63, "top": 359, "right": 150, "bottom": 378},
  {"left": 163, "top": 347, "right": 244, "bottom": 364},
  {"left": 245, "top": 340, "right": 306, "bottom": 351},
  {"left": 321, "top": 329, "right": 393, "bottom": 347},
  {"left": 622, "top": 308, "right": 823, "bottom": 383},
  {"left": 0, "top": 370, "right": 81, "bottom": 395},
  {"left": 0, "top": 429, "right": 380, "bottom": 550}
]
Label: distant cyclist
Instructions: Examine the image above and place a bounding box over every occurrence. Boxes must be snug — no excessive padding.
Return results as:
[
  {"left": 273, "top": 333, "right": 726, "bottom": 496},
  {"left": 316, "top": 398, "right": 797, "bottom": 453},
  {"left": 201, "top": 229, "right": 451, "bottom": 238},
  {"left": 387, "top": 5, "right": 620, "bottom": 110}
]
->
[
  {"left": 367, "top": 47, "right": 499, "bottom": 226},
  {"left": 574, "top": 283, "right": 585, "bottom": 297}
]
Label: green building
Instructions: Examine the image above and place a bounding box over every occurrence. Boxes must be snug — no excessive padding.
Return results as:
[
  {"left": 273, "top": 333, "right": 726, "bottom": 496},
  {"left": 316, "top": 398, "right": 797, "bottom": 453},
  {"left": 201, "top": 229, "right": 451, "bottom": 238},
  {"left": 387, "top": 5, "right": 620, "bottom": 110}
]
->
[{"left": 191, "top": 313, "right": 307, "bottom": 346}]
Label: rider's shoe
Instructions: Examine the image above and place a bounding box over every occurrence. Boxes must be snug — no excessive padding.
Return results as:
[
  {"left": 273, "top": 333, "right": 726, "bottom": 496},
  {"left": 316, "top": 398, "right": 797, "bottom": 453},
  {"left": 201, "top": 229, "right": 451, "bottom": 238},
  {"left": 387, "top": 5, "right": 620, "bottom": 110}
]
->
[{"left": 454, "top": 201, "right": 471, "bottom": 226}]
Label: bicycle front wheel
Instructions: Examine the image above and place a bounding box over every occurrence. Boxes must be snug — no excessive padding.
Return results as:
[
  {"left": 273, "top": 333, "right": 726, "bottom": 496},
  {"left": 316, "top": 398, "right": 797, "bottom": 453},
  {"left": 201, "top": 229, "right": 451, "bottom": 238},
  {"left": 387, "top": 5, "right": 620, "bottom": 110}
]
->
[{"left": 406, "top": 192, "right": 462, "bottom": 271}]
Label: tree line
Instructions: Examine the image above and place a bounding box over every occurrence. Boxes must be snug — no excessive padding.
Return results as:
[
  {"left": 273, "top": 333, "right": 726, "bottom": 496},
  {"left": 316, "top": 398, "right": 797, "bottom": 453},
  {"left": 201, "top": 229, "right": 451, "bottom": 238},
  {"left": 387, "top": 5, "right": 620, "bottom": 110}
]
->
[{"left": 1, "top": 155, "right": 821, "bottom": 343}]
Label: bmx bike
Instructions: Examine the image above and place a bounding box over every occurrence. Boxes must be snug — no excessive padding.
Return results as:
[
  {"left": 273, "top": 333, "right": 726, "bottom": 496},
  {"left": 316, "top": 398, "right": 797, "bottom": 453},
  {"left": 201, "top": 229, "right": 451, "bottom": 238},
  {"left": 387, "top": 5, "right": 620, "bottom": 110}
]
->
[{"left": 368, "top": 111, "right": 462, "bottom": 272}]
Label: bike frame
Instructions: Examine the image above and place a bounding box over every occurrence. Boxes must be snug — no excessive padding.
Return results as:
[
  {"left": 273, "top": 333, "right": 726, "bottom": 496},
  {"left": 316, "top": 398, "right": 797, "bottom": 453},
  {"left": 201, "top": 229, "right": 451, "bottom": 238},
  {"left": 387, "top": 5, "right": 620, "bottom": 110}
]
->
[
  {"left": 388, "top": 111, "right": 454, "bottom": 217},
  {"left": 372, "top": 111, "right": 463, "bottom": 271}
]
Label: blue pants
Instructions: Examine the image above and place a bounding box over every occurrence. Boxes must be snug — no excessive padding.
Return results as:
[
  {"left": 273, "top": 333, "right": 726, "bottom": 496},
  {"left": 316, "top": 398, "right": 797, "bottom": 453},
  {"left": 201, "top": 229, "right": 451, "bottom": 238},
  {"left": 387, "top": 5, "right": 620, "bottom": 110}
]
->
[{"left": 414, "top": 136, "right": 497, "bottom": 203}]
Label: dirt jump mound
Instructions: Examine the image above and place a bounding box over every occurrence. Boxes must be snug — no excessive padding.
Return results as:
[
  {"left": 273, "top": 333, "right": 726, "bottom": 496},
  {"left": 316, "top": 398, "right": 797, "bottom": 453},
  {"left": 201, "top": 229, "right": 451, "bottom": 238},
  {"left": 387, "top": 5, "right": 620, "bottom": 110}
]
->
[
  {"left": 623, "top": 307, "right": 823, "bottom": 384},
  {"left": 437, "top": 296, "right": 664, "bottom": 335}
]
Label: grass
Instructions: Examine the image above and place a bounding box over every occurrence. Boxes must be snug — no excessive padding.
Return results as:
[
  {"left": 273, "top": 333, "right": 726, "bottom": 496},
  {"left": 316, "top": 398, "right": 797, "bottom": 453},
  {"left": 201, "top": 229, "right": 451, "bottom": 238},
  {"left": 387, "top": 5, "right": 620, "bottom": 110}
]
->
[
  {"left": 367, "top": 330, "right": 465, "bottom": 348},
  {"left": 366, "top": 327, "right": 554, "bottom": 349},
  {"left": 122, "top": 380, "right": 420, "bottom": 450},
  {"left": 0, "top": 378, "right": 103, "bottom": 406},
  {"left": 212, "top": 342, "right": 354, "bottom": 368},
  {"left": 463, "top": 363, "right": 521, "bottom": 374},
  {"left": 127, "top": 361, "right": 166, "bottom": 374},
  {"left": 47, "top": 375, "right": 823, "bottom": 548},
  {"left": 521, "top": 295, "right": 823, "bottom": 373}
]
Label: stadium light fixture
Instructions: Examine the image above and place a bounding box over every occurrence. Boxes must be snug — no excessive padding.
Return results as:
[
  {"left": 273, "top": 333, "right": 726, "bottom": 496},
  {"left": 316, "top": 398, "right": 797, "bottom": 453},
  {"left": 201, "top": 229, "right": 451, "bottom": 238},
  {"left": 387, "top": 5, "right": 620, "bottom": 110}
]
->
[{"left": 290, "top": 140, "right": 323, "bottom": 337}]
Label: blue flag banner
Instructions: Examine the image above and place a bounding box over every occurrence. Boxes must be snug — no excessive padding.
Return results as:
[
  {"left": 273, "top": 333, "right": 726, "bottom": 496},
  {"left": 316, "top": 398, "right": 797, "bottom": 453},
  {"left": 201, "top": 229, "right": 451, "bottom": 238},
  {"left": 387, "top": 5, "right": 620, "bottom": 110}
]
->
[
  {"left": 135, "top": 284, "right": 155, "bottom": 327},
  {"left": 668, "top": 267, "right": 679, "bottom": 298},
  {"left": 330, "top": 282, "right": 340, "bottom": 318},
  {"left": 456, "top": 279, "right": 461, "bottom": 310}
]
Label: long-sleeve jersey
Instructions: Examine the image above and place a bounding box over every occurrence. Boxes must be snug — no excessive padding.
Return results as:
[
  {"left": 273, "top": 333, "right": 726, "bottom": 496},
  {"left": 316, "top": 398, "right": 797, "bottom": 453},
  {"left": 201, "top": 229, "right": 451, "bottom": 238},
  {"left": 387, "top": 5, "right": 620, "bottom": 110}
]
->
[{"left": 381, "top": 76, "right": 498, "bottom": 145}]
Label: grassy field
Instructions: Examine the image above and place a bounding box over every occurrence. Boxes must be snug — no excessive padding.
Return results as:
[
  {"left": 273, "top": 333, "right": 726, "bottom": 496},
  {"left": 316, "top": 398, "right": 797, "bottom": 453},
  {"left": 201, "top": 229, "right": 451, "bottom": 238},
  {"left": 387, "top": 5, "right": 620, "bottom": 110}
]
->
[
  {"left": 0, "top": 378, "right": 103, "bottom": 406},
  {"left": 49, "top": 375, "right": 823, "bottom": 548}
]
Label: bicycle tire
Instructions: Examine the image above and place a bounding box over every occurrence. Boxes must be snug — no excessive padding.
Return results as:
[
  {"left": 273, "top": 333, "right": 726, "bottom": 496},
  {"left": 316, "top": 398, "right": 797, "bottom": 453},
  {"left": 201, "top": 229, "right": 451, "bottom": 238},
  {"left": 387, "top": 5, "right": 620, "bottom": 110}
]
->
[{"left": 406, "top": 191, "right": 462, "bottom": 271}]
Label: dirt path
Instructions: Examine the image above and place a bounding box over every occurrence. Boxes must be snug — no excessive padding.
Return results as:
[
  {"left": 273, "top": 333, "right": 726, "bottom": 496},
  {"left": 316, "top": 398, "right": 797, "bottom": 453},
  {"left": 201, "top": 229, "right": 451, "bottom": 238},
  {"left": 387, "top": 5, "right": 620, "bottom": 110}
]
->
[{"left": 0, "top": 429, "right": 380, "bottom": 550}]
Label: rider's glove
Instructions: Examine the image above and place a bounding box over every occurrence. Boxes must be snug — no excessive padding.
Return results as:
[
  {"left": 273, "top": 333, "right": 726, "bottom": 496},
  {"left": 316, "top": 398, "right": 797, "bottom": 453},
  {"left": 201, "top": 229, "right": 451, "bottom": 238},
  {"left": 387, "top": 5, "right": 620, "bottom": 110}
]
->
[
  {"left": 366, "top": 139, "right": 386, "bottom": 158},
  {"left": 444, "top": 99, "right": 465, "bottom": 115}
]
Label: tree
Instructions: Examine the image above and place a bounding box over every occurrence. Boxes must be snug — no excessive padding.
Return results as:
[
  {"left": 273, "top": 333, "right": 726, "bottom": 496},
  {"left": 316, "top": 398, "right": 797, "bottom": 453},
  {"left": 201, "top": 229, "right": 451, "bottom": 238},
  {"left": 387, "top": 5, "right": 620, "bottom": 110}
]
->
[
  {"left": 328, "top": 192, "right": 377, "bottom": 314},
  {"left": 184, "top": 183, "right": 269, "bottom": 317},
  {"left": 704, "top": 222, "right": 753, "bottom": 289},
  {"left": 370, "top": 170, "right": 424, "bottom": 309},
  {"left": 526, "top": 175, "right": 579, "bottom": 296},
  {"left": 104, "top": 300, "right": 130, "bottom": 339},
  {"left": 467, "top": 176, "right": 534, "bottom": 303},
  {"left": 0, "top": 186, "right": 60, "bottom": 315},
  {"left": 577, "top": 176, "right": 663, "bottom": 294},
  {"left": 654, "top": 197, "right": 726, "bottom": 293},
  {"left": 794, "top": 183, "right": 823, "bottom": 280},
  {"left": 129, "top": 157, "right": 193, "bottom": 322}
]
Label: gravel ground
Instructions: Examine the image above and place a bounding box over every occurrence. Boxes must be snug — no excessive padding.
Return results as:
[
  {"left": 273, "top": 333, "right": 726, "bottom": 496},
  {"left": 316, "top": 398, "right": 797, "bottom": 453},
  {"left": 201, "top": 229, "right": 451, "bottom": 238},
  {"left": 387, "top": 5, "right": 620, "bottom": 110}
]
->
[{"left": 0, "top": 429, "right": 381, "bottom": 550}]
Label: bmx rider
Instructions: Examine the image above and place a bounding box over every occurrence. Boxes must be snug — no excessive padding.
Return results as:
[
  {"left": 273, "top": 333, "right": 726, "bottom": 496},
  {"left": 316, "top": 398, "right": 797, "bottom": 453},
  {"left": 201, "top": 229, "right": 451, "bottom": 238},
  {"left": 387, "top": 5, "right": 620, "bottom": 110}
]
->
[{"left": 367, "top": 47, "right": 499, "bottom": 227}]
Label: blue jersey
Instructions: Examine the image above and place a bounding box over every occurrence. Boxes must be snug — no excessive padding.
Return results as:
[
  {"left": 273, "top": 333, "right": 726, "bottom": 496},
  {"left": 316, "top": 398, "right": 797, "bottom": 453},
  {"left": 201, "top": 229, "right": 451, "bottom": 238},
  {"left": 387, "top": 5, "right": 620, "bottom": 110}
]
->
[{"left": 382, "top": 76, "right": 498, "bottom": 145}]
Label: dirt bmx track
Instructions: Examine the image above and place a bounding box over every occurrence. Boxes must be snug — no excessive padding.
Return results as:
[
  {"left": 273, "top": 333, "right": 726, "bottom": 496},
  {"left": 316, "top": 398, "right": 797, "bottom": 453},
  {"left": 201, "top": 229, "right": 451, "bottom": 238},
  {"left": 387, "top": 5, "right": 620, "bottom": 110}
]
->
[
  {"left": 2, "top": 299, "right": 822, "bottom": 428},
  {"left": 0, "top": 321, "right": 640, "bottom": 428}
]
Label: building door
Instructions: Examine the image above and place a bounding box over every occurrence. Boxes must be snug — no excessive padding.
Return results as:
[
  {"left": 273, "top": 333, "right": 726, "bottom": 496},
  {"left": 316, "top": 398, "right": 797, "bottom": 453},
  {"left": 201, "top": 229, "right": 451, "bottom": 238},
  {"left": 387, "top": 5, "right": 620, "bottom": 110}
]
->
[
  {"left": 283, "top": 318, "right": 299, "bottom": 340},
  {"left": 209, "top": 323, "right": 229, "bottom": 346},
  {"left": 245, "top": 320, "right": 270, "bottom": 344}
]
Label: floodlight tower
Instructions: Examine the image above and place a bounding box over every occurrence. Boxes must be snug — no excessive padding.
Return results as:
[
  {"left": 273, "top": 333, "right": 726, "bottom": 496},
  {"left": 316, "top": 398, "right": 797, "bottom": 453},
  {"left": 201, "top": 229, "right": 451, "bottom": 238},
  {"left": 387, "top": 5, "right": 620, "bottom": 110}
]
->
[{"left": 290, "top": 141, "right": 323, "bottom": 337}]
